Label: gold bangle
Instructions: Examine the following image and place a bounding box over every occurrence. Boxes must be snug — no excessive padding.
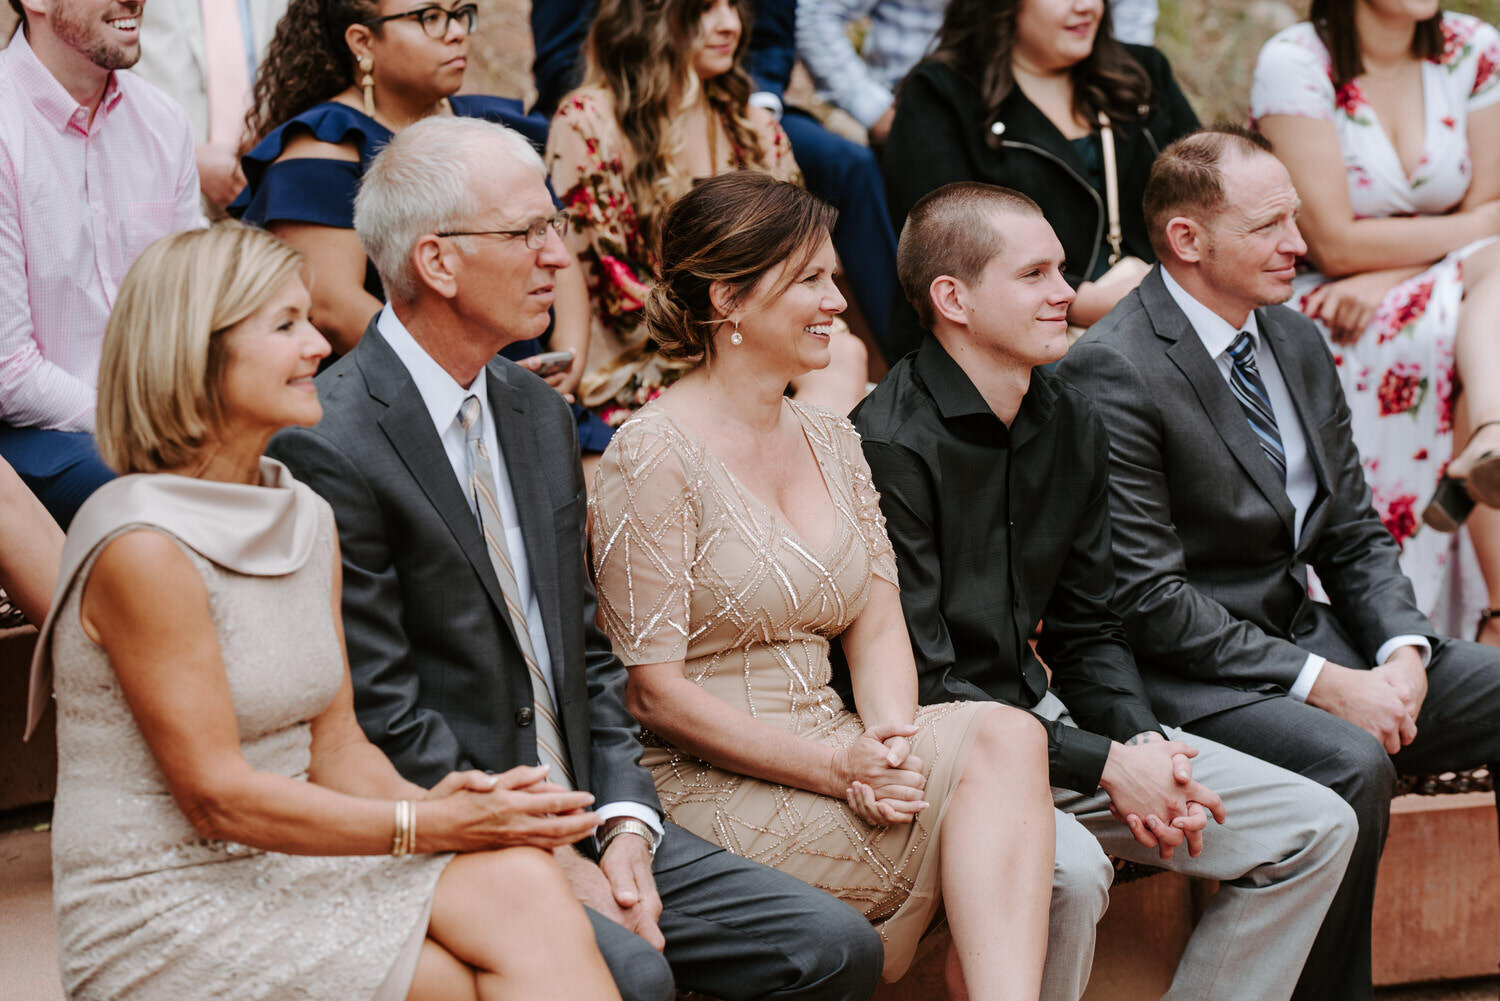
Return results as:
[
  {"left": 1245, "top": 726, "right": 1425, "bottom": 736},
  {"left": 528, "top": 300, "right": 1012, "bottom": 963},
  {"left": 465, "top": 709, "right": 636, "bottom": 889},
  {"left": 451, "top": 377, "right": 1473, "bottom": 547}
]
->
[
  {"left": 392, "top": 800, "right": 413, "bottom": 857},
  {"left": 405, "top": 801, "right": 417, "bottom": 856}
]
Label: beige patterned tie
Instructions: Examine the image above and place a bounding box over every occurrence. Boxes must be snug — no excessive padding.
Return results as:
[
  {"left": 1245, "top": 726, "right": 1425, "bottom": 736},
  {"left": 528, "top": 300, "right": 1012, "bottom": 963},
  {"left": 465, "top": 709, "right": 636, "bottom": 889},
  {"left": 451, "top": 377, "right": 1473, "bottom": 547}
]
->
[{"left": 458, "top": 396, "right": 575, "bottom": 788}]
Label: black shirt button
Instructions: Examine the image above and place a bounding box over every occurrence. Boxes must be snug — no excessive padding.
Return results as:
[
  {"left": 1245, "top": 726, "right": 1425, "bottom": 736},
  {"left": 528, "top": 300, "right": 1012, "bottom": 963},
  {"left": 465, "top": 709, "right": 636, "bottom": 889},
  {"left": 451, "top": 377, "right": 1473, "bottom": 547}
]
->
[{"left": 515, "top": 707, "right": 534, "bottom": 727}]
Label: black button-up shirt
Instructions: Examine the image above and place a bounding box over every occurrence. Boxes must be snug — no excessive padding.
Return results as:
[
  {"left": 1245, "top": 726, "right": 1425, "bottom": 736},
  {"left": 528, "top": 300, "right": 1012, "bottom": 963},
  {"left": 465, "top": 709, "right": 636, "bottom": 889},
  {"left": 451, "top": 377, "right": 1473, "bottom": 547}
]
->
[{"left": 848, "top": 337, "right": 1162, "bottom": 792}]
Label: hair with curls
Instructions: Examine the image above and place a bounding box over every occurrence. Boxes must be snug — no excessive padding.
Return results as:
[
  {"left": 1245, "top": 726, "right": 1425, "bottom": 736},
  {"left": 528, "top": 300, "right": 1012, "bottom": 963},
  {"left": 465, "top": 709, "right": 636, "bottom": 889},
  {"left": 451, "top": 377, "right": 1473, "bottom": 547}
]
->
[
  {"left": 927, "top": 0, "right": 1154, "bottom": 147},
  {"left": 646, "top": 172, "right": 838, "bottom": 365},
  {"left": 243, "top": 0, "right": 381, "bottom": 149},
  {"left": 1311, "top": 0, "right": 1444, "bottom": 89},
  {"left": 581, "top": 0, "right": 765, "bottom": 244}
]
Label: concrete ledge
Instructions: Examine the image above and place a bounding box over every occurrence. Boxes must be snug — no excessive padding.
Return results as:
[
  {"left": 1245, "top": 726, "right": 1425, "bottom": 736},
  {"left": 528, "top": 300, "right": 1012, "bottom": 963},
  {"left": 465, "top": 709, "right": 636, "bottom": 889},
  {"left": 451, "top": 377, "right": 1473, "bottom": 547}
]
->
[
  {"left": 1373, "top": 792, "right": 1500, "bottom": 985},
  {"left": 0, "top": 626, "right": 53, "bottom": 812}
]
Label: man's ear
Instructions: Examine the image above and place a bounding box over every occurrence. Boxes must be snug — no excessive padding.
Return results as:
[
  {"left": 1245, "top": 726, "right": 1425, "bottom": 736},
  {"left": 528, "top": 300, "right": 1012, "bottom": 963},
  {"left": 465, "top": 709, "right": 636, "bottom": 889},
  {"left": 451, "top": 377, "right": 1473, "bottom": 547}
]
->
[
  {"left": 1164, "top": 216, "right": 1204, "bottom": 265},
  {"left": 929, "top": 275, "right": 968, "bottom": 327},
  {"left": 411, "top": 234, "right": 460, "bottom": 300}
]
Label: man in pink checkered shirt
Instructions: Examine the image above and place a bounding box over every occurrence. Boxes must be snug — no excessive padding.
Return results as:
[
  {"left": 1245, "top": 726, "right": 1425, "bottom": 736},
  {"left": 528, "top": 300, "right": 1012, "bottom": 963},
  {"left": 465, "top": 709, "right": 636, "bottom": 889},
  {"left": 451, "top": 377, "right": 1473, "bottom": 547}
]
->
[{"left": 1, "top": 0, "right": 199, "bottom": 526}]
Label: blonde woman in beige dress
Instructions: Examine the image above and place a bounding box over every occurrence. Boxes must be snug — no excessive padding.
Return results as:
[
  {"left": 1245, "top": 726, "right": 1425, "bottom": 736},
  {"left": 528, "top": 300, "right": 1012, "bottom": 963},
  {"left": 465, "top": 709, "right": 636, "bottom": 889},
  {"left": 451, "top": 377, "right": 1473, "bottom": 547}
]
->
[
  {"left": 26, "top": 223, "right": 621, "bottom": 1001},
  {"left": 589, "top": 172, "right": 1055, "bottom": 999}
]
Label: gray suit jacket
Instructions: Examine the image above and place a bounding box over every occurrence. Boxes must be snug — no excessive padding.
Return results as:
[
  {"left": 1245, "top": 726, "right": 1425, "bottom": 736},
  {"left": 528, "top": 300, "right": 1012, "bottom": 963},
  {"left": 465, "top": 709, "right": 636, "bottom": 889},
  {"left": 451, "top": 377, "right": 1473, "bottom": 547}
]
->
[
  {"left": 1056, "top": 266, "right": 1435, "bottom": 725},
  {"left": 269, "top": 319, "right": 661, "bottom": 815}
]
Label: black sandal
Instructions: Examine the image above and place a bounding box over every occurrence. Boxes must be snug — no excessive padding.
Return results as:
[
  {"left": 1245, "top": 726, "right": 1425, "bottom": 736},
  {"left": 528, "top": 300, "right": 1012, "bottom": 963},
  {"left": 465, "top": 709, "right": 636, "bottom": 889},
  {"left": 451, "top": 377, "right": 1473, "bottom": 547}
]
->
[
  {"left": 1421, "top": 420, "right": 1500, "bottom": 532},
  {"left": 1477, "top": 607, "right": 1500, "bottom": 643}
]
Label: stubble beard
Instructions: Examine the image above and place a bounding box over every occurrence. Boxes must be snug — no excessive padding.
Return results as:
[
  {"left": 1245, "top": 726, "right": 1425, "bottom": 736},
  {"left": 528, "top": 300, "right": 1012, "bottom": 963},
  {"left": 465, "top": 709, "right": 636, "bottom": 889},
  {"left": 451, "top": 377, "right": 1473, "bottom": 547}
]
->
[{"left": 51, "top": 2, "right": 141, "bottom": 71}]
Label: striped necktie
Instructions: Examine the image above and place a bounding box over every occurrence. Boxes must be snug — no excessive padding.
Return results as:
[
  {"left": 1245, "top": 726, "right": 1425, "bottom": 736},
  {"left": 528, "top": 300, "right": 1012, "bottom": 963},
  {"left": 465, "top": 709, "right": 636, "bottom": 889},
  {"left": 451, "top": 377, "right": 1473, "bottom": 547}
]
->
[
  {"left": 1226, "top": 331, "right": 1287, "bottom": 483},
  {"left": 458, "top": 395, "right": 575, "bottom": 788}
]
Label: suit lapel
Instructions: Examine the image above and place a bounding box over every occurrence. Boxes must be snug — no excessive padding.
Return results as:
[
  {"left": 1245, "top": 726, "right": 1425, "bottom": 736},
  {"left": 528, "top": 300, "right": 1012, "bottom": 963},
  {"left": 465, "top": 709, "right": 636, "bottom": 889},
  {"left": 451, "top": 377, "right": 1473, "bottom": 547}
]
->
[
  {"left": 487, "top": 367, "right": 567, "bottom": 691},
  {"left": 359, "top": 330, "right": 510, "bottom": 620},
  {"left": 1259, "top": 308, "right": 1334, "bottom": 540},
  {"left": 1141, "top": 272, "right": 1299, "bottom": 542}
]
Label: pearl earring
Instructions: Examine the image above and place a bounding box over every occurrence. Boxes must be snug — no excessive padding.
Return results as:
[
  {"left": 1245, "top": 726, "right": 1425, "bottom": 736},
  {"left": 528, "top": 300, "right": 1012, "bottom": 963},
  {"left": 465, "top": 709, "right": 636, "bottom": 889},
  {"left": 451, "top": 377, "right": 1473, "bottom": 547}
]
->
[
  {"left": 359, "top": 55, "right": 376, "bottom": 118},
  {"left": 729, "top": 320, "right": 743, "bottom": 346}
]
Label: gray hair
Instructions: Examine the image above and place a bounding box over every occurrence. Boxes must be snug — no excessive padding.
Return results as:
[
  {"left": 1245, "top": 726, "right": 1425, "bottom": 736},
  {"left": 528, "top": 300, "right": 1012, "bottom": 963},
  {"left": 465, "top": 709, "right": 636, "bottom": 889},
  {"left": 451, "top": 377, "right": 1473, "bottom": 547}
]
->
[{"left": 354, "top": 117, "right": 546, "bottom": 303}]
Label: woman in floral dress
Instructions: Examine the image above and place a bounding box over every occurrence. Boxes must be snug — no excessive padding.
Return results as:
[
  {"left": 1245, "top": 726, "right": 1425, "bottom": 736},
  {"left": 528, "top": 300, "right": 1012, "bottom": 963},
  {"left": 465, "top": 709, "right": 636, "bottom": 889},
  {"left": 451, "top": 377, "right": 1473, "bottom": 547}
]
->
[
  {"left": 546, "top": 0, "right": 870, "bottom": 430},
  {"left": 1252, "top": 1, "right": 1500, "bottom": 641}
]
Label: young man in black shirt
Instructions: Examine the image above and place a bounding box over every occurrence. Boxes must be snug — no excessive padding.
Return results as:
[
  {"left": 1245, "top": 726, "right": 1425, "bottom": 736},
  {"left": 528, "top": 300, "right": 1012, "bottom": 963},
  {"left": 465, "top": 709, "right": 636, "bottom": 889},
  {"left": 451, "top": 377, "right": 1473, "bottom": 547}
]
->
[{"left": 850, "top": 182, "right": 1354, "bottom": 1001}]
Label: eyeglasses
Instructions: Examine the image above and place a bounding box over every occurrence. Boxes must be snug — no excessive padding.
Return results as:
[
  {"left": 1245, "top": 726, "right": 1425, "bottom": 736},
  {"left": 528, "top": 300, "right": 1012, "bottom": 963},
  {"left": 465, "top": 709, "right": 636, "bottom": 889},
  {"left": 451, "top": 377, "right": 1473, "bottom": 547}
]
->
[
  {"left": 437, "top": 213, "right": 571, "bottom": 251},
  {"left": 365, "top": 3, "right": 478, "bottom": 39}
]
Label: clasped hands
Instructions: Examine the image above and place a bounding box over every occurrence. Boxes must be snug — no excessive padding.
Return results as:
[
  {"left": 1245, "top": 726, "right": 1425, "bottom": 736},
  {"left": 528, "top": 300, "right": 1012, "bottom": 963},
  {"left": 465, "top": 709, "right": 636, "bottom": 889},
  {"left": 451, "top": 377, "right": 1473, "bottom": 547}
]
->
[
  {"left": 1100, "top": 733, "right": 1227, "bottom": 861},
  {"left": 830, "top": 721, "right": 930, "bottom": 827},
  {"left": 1307, "top": 647, "right": 1428, "bottom": 754},
  {"left": 425, "top": 764, "right": 667, "bottom": 951}
]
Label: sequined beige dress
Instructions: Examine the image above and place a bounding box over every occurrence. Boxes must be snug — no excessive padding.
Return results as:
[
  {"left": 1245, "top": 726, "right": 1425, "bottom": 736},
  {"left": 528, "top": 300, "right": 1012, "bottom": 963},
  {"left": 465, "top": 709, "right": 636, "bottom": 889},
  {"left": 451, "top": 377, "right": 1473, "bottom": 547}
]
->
[
  {"left": 591, "top": 401, "right": 991, "bottom": 978},
  {"left": 36, "top": 462, "right": 451, "bottom": 1001}
]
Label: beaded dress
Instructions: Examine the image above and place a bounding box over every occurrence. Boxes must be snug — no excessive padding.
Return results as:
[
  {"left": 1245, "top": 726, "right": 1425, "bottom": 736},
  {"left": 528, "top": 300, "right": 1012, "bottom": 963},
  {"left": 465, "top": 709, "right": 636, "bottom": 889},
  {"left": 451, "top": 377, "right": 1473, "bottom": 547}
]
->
[
  {"left": 590, "top": 401, "right": 991, "bottom": 979},
  {"left": 30, "top": 459, "right": 450, "bottom": 1001}
]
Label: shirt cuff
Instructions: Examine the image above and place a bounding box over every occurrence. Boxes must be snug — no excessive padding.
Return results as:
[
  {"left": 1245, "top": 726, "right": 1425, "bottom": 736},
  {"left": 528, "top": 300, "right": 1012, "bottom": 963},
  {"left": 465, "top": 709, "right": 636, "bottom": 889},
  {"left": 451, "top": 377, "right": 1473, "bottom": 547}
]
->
[
  {"left": 749, "top": 91, "right": 784, "bottom": 121},
  {"left": 1288, "top": 653, "right": 1326, "bottom": 702},
  {"left": 1375, "top": 635, "right": 1432, "bottom": 668},
  {"left": 593, "top": 801, "right": 664, "bottom": 852}
]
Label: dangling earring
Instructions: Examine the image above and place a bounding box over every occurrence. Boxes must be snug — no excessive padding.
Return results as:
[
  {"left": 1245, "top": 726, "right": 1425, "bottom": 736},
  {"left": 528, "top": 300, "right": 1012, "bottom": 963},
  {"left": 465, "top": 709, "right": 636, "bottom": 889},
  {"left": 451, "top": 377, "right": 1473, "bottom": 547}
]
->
[
  {"left": 729, "top": 319, "right": 743, "bottom": 346},
  {"left": 359, "top": 55, "right": 375, "bottom": 118}
]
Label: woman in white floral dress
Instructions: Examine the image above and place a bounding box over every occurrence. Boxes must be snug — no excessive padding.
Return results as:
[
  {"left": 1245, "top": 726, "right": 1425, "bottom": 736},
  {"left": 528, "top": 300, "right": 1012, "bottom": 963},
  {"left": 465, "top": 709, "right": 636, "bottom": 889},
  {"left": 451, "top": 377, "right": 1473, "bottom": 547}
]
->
[{"left": 1252, "top": 1, "right": 1500, "bottom": 642}]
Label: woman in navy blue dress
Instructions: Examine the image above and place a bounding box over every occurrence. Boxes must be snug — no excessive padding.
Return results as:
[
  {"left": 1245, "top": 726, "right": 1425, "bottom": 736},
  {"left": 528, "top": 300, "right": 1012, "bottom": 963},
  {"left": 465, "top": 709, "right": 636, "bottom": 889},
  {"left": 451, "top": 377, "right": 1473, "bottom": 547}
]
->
[{"left": 234, "top": 0, "right": 611, "bottom": 452}]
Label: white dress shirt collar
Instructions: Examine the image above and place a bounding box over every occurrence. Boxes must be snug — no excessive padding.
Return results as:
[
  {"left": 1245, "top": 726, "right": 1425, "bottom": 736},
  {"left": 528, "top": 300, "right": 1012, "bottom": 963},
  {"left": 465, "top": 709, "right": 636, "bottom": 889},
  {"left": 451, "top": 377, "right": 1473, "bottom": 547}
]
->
[
  {"left": 377, "top": 306, "right": 487, "bottom": 431},
  {"left": 1159, "top": 266, "right": 1262, "bottom": 353}
]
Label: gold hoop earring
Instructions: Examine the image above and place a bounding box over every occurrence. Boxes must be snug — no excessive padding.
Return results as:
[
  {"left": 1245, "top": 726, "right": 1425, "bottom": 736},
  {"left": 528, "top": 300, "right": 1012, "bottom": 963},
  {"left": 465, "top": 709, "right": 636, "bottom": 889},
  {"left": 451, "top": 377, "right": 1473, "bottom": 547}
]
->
[
  {"left": 729, "top": 320, "right": 742, "bottom": 346},
  {"left": 359, "top": 55, "right": 375, "bottom": 117}
]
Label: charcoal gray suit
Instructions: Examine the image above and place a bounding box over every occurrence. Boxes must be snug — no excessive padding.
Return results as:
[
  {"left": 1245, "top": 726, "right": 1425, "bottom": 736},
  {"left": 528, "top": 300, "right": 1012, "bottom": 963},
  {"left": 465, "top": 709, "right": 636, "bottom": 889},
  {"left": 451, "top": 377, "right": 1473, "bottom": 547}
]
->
[
  {"left": 1057, "top": 266, "right": 1500, "bottom": 1001},
  {"left": 269, "top": 314, "right": 880, "bottom": 1001}
]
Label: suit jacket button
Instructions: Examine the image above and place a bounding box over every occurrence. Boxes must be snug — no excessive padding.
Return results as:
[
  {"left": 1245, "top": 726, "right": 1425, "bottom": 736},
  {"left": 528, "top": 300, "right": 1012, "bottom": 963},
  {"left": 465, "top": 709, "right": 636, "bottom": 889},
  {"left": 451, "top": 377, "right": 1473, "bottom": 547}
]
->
[{"left": 515, "top": 707, "right": 534, "bottom": 727}]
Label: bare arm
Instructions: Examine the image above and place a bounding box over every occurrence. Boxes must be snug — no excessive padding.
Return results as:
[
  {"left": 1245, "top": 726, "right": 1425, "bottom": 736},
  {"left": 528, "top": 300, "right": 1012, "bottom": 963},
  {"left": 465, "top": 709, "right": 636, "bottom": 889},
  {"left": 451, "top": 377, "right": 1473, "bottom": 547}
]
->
[
  {"left": 266, "top": 134, "right": 381, "bottom": 354},
  {"left": 839, "top": 576, "right": 918, "bottom": 730},
  {"left": 81, "top": 529, "right": 598, "bottom": 855},
  {"left": 1259, "top": 112, "right": 1500, "bottom": 277},
  {"left": 0, "top": 456, "right": 62, "bottom": 625}
]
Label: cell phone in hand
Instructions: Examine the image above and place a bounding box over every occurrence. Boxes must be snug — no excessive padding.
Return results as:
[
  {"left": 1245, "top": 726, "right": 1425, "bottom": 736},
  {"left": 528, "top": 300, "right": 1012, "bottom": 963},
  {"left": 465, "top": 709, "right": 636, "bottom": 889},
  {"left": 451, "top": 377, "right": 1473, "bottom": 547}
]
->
[{"left": 530, "top": 349, "right": 575, "bottom": 378}]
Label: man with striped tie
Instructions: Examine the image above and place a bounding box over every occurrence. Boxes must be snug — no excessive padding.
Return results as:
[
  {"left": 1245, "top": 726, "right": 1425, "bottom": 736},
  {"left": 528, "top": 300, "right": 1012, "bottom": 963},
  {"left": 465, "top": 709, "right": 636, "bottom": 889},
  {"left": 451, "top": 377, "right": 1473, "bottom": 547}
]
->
[
  {"left": 1058, "top": 125, "right": 1500, "bottom": 1001},
  {"left": 270, "top": 116, "right": 882, "bottom": 1001}
]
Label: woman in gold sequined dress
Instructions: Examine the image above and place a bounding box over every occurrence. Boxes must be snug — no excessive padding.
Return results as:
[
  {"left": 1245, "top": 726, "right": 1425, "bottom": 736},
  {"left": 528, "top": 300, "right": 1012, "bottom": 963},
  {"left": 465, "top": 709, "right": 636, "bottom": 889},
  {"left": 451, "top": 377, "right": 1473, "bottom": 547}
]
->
[{"left": 589, "top": 173, "right": 1055, "bottom": 998}]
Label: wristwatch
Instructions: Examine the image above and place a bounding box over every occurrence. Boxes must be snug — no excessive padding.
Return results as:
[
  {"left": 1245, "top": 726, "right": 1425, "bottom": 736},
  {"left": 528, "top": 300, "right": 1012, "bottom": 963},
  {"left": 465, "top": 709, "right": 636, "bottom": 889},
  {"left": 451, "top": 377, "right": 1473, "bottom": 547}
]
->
[{"left": 599, "top": 817, "right": 659, "bottom": 857}]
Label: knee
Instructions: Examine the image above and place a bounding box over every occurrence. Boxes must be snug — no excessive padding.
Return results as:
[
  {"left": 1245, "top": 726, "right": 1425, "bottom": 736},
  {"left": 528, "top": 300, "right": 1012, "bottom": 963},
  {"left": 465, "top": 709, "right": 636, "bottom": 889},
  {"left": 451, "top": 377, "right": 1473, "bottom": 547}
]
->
[
  {"left": 973, "top": 704, "right": 1049, "bottom": 774},
  {"left": 1324, "top": 736, "right": 1397, "bottom": 822},
  {"left": 785, "top": 895, "right": 883, "bottom": 999},
  {"left": 1301, "top": 781, "right": 1360, "bottom": 866},
  {"left": 1052, "top": 835, "right": 1112, "bottom": 928},
  {"left": 609, "top": 948, "right": 674, "bottom": 1001}
]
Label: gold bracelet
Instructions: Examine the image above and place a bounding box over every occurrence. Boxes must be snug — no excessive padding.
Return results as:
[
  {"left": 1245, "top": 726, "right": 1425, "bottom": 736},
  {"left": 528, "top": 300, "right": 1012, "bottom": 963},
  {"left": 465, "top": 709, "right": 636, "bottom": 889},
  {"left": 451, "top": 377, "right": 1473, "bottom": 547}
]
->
[
  {"left": 405, "top": 800, "right": 417, "bottom": 856},
  {"left": 392, "top": 800, "right": 413, "bottom": 857}
]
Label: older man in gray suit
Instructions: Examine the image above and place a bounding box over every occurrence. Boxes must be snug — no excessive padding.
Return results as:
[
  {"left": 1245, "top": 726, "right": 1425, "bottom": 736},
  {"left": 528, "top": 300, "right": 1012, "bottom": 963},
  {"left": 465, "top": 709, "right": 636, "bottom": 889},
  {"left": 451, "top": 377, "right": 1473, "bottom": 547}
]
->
[
  {"left": 1058, "top": 126, "right": 1500, "bottom": 1001},
  {"left": 269, "top": 116, "right": 881, "bottom": 1001}
]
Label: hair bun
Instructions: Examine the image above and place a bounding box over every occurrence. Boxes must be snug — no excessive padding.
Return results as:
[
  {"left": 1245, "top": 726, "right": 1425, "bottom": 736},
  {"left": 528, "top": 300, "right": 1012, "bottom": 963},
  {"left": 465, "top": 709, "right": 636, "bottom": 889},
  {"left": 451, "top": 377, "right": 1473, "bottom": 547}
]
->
[{"left": 644, "top": 279, "right": 703, "bottom": 363}]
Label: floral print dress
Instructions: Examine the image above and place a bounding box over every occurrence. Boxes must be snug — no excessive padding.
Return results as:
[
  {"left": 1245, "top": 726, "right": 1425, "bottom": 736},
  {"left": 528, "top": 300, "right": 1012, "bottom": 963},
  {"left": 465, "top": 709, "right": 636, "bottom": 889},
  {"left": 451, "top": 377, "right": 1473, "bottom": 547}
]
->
[
  {"left": 1251, "top": 14, "right": 1500, "bottom": 617},
  {"left": 546, "top": 90, "right": 799, "bottom": 427}
]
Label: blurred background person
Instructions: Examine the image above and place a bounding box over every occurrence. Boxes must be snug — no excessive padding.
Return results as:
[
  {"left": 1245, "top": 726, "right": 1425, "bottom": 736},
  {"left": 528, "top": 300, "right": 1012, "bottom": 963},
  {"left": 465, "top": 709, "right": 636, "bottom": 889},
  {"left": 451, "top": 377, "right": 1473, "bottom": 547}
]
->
[
  {"left": 533, "top": 0, "right": 900, "bottom": 360},
  {"left": 0, "top": 0, "right": 199, "bottom": 527},
  {"left": 132, "top": 0, "right": 288, "bottom": 212},
  {"left": 1253, "top": 0, "right": 1500, "bottom": 643},
  {"left": 28, "top": 221, "right": 620, "bottom": 1001},
  {"left": 882, "top": 0, "right": 1198, "bottom": 356},
  {"left": 547, "top": 0, "right": 869, "bottom": 429}
]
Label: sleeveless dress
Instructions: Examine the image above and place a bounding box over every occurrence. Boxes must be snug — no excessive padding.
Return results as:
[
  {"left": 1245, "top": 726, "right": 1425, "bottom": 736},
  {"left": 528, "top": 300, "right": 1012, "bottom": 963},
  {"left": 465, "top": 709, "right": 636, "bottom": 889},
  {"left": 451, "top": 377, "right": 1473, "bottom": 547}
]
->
[
  {"left": 230, "top": 98, "right": 613, "bottom": 454},
  {"left": 1251, "top": 15, "right": 1500, "bottom": 624},
  {"left": 589, "top": 401, "right": 991, "bottom": 979},
  {"left": 30, "top": 459, "right": 451, "bottom": 1001}
]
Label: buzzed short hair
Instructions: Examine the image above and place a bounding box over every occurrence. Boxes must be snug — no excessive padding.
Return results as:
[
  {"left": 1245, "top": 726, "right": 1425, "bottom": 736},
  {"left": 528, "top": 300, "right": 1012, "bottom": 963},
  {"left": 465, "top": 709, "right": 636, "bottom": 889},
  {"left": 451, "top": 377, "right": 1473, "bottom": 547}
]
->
[
  {"left": 1143, "top": 125, "right": 1275, "bottom": 260},
  {"left": 897, "top": 182, "right": 1043, "bottom": 330}
]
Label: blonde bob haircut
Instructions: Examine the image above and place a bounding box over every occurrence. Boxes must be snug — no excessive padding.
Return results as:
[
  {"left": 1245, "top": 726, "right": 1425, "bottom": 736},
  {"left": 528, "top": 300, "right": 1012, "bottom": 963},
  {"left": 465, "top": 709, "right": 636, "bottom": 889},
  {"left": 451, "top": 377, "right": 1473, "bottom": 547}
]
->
[{"left": 96, "top": 222, "right": 304, "bottom": 474}]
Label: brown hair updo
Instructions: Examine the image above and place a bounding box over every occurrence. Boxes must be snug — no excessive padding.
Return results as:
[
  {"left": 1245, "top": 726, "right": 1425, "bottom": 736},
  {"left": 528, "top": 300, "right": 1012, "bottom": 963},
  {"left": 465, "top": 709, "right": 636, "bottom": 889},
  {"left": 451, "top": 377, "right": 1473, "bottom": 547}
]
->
[{"left": 646, "top": 172, "right": 838, "bottom": 365}]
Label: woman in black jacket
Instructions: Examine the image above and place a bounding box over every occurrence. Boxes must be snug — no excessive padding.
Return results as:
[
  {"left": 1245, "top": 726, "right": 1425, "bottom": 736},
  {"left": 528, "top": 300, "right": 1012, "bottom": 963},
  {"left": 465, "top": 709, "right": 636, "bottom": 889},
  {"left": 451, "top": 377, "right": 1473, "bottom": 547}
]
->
[{"left": 884, "top": 0, "right": 1199, "bottom": 355}]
